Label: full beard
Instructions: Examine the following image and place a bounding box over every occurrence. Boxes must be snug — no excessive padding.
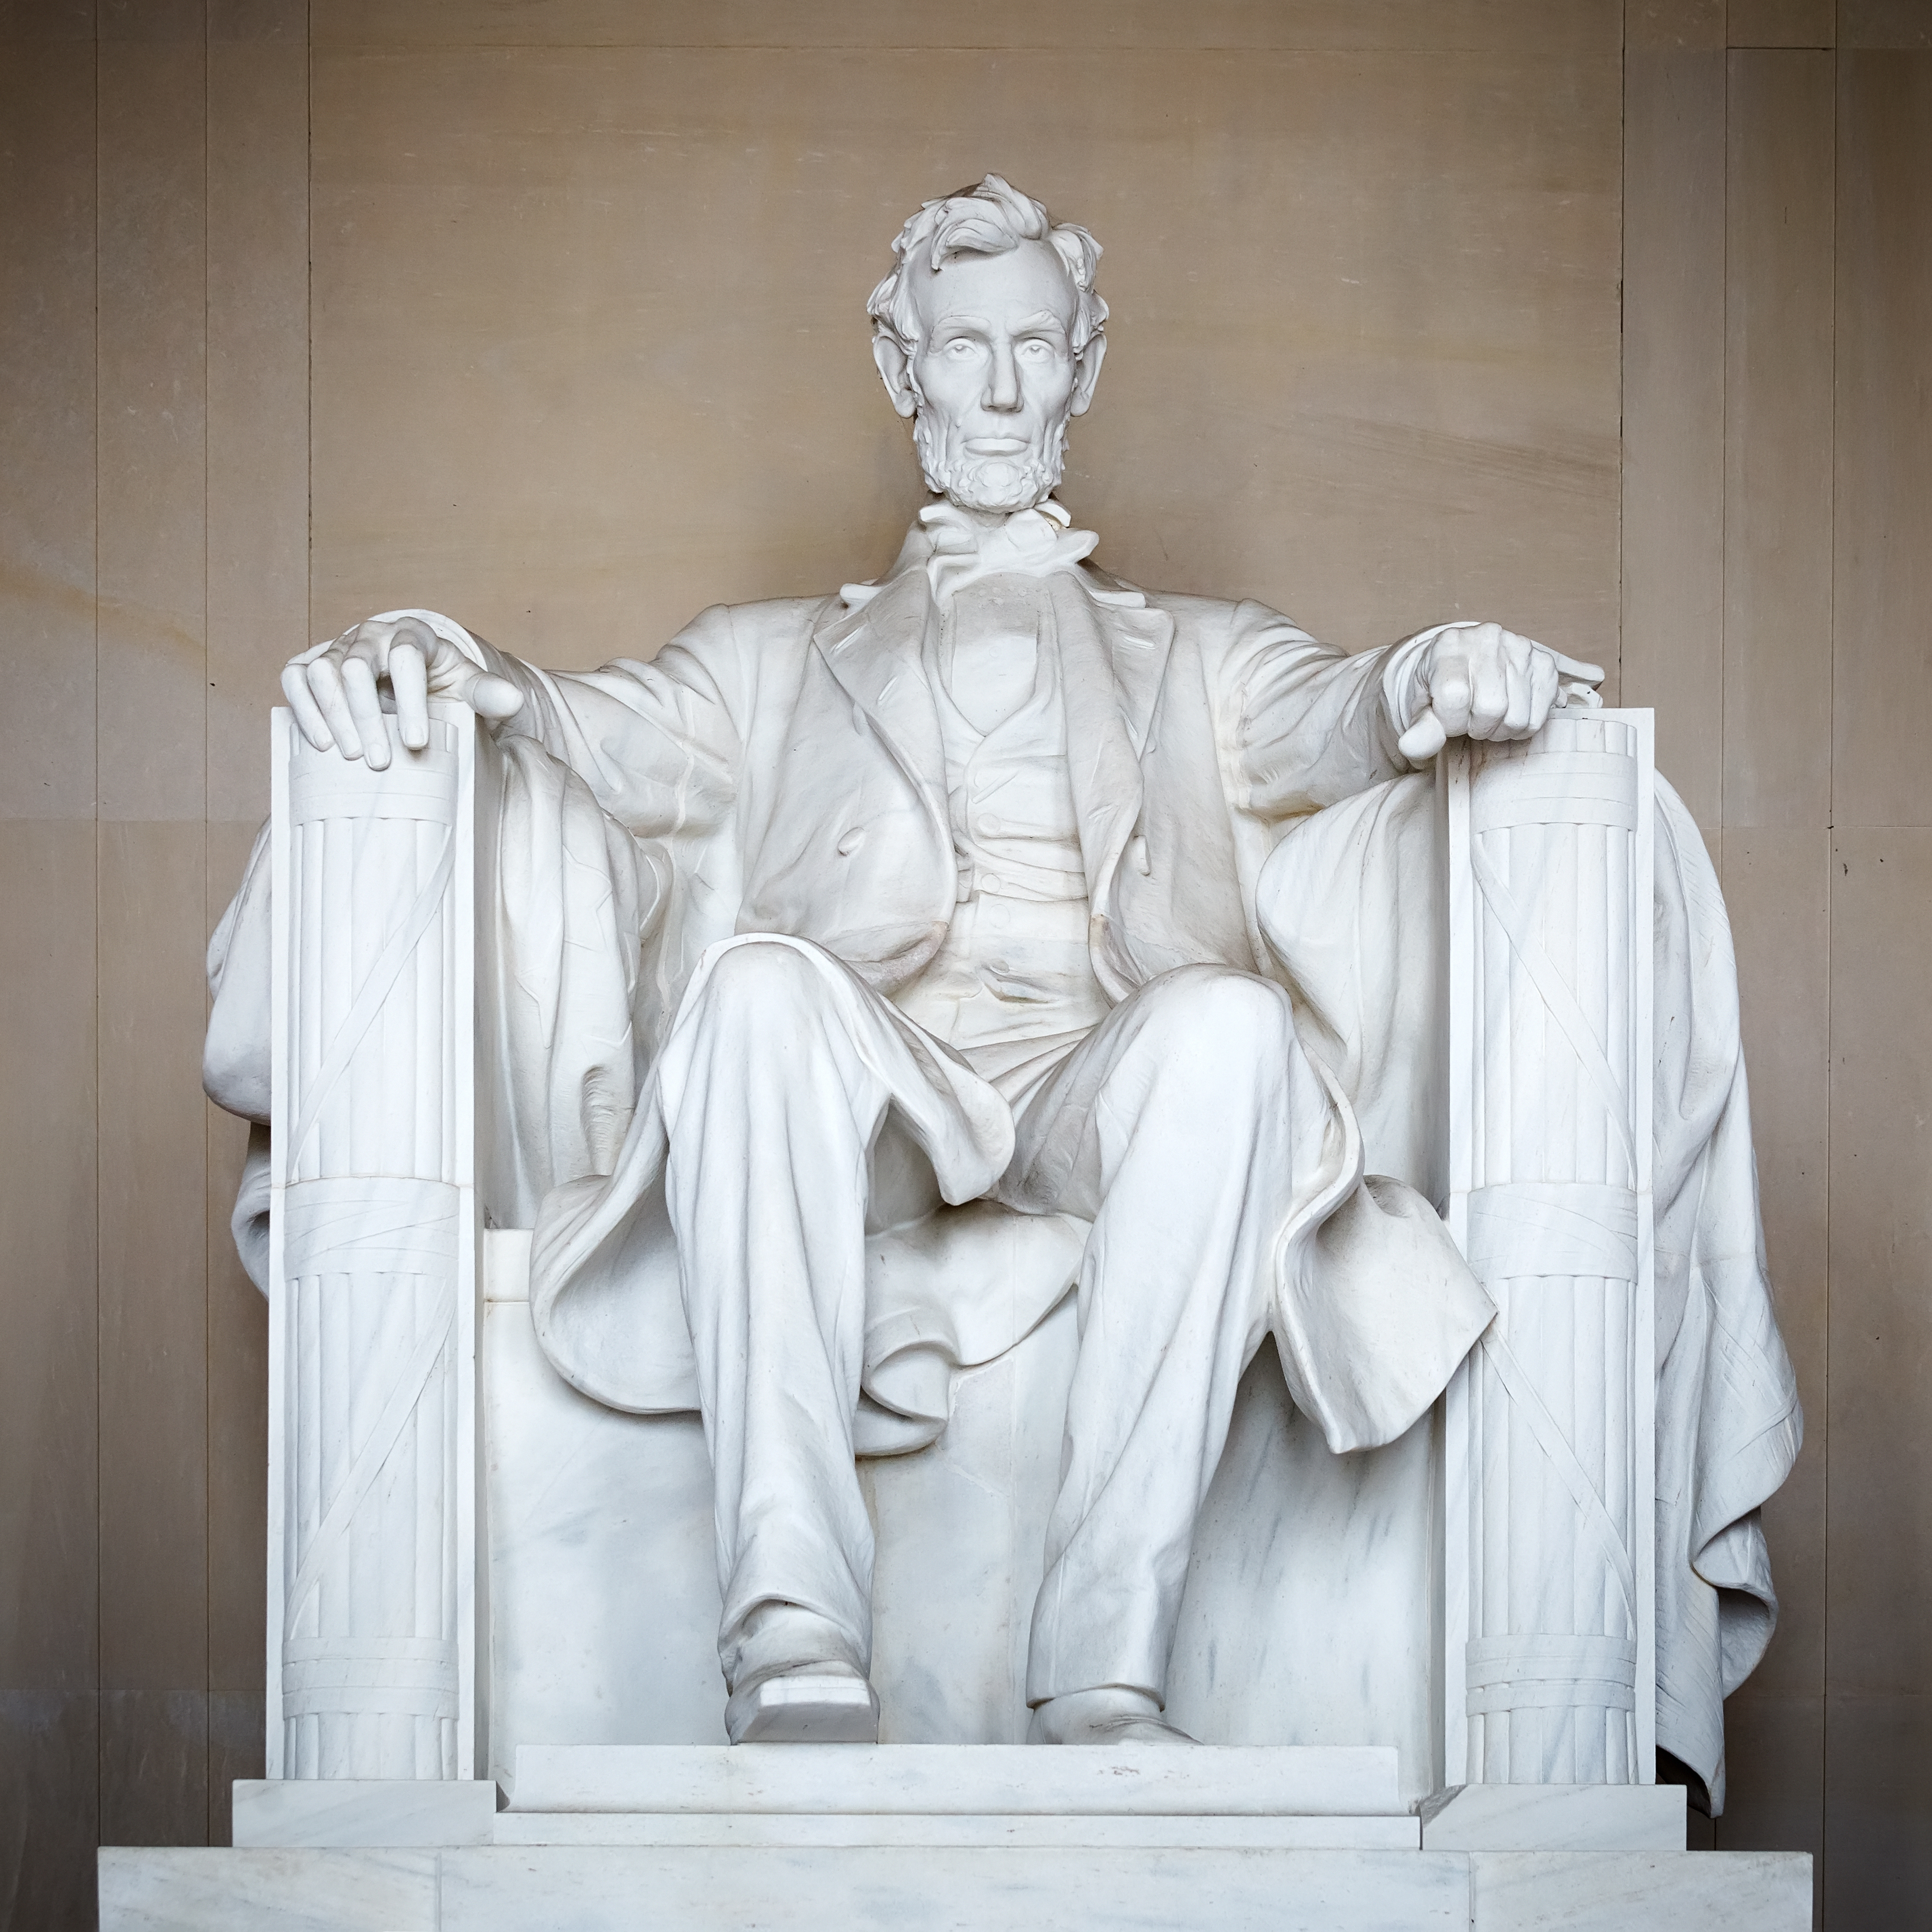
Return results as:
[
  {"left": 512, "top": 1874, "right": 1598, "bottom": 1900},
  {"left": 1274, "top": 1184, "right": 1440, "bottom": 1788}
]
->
[{"left": 914, "top": 411, "right": 1068, "bottom": 513}]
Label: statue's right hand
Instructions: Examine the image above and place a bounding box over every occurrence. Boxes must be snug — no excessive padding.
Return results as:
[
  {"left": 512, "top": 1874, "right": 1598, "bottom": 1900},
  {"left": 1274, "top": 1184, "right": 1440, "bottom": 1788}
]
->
[{"left": 281, "top": 615, "right": 525, "bottom": 769}]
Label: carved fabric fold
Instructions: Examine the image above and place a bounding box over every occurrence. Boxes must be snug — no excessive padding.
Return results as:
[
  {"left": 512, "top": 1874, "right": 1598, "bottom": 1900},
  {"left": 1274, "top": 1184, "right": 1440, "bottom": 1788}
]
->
[{"left": 1256, "top": 768, "right": 1802, "bottom": 1814}]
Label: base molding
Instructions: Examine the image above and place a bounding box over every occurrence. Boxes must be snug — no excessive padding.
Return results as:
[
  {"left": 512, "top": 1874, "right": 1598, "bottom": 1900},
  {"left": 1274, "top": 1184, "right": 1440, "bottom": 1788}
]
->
[
  {"left": 121, "top": 1760, "right": 1807, "bottom": 1930},
  {"left": 1420, "top": 1781, "right": 1687, "bottom": 1850},
  {"left": 232, "top": 1780, "right": 501, "bottom": 1849},
  {"left": 101, "top": 1844, "right": 1812, "bottom": 1931}
]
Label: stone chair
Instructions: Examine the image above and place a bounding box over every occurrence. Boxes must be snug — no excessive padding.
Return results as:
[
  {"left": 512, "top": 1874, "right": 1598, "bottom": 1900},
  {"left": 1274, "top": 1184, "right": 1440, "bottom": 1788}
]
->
[{"left": 254, "top": 701, "right": 1663, "bottom": 1816}]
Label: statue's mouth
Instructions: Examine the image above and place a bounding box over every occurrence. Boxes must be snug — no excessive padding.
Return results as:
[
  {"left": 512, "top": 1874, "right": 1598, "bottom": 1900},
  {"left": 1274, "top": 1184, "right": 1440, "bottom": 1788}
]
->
[{"left": 963, "top": 436, "right": 1030, "bottom": 456}]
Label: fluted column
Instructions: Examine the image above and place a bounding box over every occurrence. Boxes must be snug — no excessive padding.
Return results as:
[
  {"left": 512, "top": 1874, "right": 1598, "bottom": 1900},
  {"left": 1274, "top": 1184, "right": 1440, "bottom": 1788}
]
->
[
  {"left": 1441, "top": 708, "right": 1656, "bottom": 1787},
  {"left": 267, "top": 702, "right": 480, "bottom": 1779}
]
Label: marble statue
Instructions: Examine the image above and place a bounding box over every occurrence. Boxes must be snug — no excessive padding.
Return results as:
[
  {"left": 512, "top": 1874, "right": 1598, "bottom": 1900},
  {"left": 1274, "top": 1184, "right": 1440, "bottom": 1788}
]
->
[{"left": 205, "top": 176, "right": 1801, "bottom": 1798}]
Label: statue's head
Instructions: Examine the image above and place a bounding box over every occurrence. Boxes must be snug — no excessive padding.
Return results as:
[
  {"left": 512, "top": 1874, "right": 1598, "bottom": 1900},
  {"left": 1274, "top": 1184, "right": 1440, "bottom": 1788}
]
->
[{"left": 869, "top": 175, "right": 1107, "bottom": 514}]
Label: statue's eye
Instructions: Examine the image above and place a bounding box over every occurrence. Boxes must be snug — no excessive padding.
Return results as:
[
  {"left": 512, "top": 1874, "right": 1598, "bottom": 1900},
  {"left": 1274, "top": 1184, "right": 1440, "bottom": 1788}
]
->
[{"left": 944, "top": 338, "right": 979, "bottom": 359}]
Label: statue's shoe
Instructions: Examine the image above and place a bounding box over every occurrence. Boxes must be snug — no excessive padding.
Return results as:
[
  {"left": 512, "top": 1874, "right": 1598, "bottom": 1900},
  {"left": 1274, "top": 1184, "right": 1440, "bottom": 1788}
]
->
[
  {"left": 726, "top": 1663, "right": 881, "bottom": 1744},
  {"left": 1026, "top": 1686, "right": 1197, "bottom": 1746}
]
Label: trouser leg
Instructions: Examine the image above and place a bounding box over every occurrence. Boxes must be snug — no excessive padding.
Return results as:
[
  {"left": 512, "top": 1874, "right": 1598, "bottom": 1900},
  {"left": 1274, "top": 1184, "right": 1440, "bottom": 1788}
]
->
[
  {"left": 661, "top": 939, "right": 891, "bottom": 1689},
  {"left": 1006, "top": 965, "right": 1319, "bottom": 1708}
]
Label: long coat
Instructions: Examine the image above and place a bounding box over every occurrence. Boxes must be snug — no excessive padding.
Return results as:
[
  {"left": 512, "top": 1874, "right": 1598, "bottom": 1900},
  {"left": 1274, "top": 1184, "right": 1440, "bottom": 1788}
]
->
[
  {"left": 492, "top": 527, "right": 1418, "bottom": 1041},
  {"left": 482, "top": 525, "right": 1492, "bottom": 1457}
]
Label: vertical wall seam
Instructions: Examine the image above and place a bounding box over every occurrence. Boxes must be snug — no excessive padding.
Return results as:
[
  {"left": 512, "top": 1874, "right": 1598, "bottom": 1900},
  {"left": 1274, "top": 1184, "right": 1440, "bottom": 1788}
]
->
[
  {"left": 203, "top": 2, "right": 214, "bottom": 1846},
  {"left": 1724, "top": 46, "right": 1732, "bottom": 873},
  {"left": 91, "top": 5, "right": 103, "bottom": 1861},
  {"left": 1617, "top": 6, "right": 1628, "bottom": 710},
  {"left": 1819, "top": 31, "right": 1838, "bottom": 1926},
  {"left": 1718, "top": 37, "right": 1734, "bottom": 877},
  {"left": 1714, "top": 43, "right": 1729, "bottom": 1842},
  {"left": 307, "top": 0, "right": 315, "bottom": 659}
]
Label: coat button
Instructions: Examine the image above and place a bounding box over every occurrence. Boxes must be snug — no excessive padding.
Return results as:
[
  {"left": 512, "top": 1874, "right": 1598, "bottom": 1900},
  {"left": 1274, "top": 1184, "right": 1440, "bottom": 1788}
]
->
[{"left": 837, "top": 827, "right": 865, "bottom": 856}]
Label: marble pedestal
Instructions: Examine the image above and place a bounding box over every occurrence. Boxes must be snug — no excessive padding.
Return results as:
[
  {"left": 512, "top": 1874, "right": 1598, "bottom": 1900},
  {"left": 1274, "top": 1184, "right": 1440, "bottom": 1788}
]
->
[{"left": 101, "top": 1748, "right": 1809, "bottom": 1931}]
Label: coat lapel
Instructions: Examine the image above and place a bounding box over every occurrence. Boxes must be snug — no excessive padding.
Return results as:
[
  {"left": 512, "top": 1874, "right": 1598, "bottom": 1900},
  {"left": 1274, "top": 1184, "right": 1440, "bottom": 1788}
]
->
[
  {"left": 812, "top": 566, "right": 950, "bottom": 836},
  {"left": 1046, "top": 576, "right": 1151, "bottom": 976},
  {"left": 1091, "top": 580, "right": 1175, "bottom": 757}
]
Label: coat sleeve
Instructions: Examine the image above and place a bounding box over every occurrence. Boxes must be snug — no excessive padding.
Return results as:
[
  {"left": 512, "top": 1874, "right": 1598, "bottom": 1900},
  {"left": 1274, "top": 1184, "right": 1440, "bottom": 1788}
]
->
[
  {"left": 1224, "top": 601, "right": 1437, "bottom": 819},
  {"left": 482, "top": 603, "right": 749, "bottom": 841}
]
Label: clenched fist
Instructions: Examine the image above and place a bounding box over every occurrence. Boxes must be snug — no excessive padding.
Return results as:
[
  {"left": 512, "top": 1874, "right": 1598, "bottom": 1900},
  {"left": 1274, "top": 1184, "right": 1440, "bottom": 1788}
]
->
[{"left": 1396, "top": 620, "right": 1603, "bottom": 764}]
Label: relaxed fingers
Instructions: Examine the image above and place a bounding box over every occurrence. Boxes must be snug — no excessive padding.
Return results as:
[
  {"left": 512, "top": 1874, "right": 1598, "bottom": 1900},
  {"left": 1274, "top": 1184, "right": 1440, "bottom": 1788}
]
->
[
  {"left": 307, "top": 654, "right": 364, "bottom": 762},
  {"left": 389, "top": 641, "right": 430, "bottom": 748},
  {"left": 281, "top": 661, "right": 336, "bottom": 751},
  {"left": 340, "top": 654, "right": 392, "bottom": 769},
  {"left": 386, "top": 617, "right": 435, "bottom": 675}
]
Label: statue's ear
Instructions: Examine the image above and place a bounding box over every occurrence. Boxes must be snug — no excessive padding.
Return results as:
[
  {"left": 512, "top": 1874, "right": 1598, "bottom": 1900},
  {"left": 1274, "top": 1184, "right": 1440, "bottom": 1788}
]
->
[
  {"left": 872, "top": 334, "right": 919, "bottom": 419},
  {"left": 1069, "top": 331, "right": 1107, "bottom": 418}
]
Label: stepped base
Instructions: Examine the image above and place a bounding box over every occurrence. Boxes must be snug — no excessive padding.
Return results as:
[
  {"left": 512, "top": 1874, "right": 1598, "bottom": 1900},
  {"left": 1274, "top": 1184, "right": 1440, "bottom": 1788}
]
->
[
  {"left": 1421, "top": 1781, "right": 1687, "bottom": 1850},
  {"left": 105, "top": 1753, "right": 1808, "bottom": 1930},
  {"left": 100, "top": 1844, "right": 1812, "bottom": 1931},
  {"left": 507, "top": 1742, "right": 1405, "bottom": 1818}
]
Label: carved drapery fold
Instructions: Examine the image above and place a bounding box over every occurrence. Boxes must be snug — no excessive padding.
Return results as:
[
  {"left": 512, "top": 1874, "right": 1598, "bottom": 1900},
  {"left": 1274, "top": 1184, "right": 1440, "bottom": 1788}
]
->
[{"left": 1442, "top": 710, "right": 1657, "bottom": 1786}]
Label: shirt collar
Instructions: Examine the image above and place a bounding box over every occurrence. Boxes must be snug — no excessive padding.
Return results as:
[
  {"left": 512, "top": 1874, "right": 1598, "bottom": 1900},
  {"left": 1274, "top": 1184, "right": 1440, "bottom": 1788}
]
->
[{"left": 841, "top": 500, "right": 1145, "bottom": 612}]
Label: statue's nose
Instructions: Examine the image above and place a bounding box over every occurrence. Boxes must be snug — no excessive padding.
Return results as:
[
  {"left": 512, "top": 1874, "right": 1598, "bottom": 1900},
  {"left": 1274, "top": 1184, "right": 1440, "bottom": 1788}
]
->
[{"left": 984, "top": 342, "right": 1021, "bottom": 412}]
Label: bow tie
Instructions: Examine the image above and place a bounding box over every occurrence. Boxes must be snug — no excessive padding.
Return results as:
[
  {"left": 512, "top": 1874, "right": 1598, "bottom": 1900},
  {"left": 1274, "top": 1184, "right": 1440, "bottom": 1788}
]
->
[
  {"left": 839, "top": 502, "right": 1150, "bottom": 614},
  {"left": 919, "top": 501, "right": 1100, "bottom": 606}
]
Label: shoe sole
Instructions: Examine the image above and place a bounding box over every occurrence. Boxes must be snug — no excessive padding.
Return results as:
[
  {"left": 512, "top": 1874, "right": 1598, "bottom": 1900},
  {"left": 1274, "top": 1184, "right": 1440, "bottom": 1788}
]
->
[{"left": 729, "top": 1673, "right": 881, "bottom": 1744}]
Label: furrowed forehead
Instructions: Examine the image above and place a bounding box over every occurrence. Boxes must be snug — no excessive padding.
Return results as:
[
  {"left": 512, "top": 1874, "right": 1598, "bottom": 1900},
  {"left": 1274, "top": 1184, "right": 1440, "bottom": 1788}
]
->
[{"left": 908, "top": 240, "right": 1080, "bottom": 332}]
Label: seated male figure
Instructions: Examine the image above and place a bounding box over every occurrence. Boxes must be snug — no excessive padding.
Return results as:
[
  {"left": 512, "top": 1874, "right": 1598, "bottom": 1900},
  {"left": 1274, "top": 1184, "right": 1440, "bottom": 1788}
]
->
[{"left": 273, "top": 176, "right": 1607, "bottom": 1746}]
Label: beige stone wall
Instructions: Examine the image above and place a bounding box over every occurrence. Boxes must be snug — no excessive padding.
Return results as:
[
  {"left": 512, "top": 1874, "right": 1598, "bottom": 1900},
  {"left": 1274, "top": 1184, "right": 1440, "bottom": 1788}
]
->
[
  {"left": 2, "top": 4, "right": 306, "bottom": 1920},
  {"left": 305, "top": 1, "right": 1623, "bottom": 665},
  {"left": 1, "top": 2, "right": 1925, "bottom": 1924}
]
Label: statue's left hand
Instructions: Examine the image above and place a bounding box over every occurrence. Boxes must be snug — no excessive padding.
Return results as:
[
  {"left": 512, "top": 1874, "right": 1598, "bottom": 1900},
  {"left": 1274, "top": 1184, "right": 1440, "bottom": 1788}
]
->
[{"left": 1396, "top": 621, "right": 1604, "bottom": 763}]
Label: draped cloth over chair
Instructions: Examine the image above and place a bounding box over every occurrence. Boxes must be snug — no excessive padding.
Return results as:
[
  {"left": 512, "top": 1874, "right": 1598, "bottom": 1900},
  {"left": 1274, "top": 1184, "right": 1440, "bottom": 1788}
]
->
[
  {"left": 1256, "top": 737, "right": 1800, "bottom": 1811},
  {"left": 208, "top": 687, "right": 1798, "bottom": 1808}
]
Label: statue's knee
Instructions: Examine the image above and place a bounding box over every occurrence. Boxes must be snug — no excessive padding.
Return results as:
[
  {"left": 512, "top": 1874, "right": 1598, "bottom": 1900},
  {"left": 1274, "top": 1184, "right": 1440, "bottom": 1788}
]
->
[
  {"left": 697, "top": 939, "right": 828, "bottom": 1027},
  {"left": 1144, "top": 967, "right": 1294, "bottom": 1069},
  {"left": 670, "top": 940, "right": 869, "bottom": 1152}
]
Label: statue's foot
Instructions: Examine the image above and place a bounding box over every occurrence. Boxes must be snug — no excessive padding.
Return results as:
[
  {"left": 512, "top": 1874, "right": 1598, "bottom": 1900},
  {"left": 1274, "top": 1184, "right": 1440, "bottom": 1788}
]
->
[
  {"left": 1027, "top": 1686, "right": 1197, "bottom": 1746},
  {"left": 726, "top": 1662, "right": 881, "bottom": 1745}
]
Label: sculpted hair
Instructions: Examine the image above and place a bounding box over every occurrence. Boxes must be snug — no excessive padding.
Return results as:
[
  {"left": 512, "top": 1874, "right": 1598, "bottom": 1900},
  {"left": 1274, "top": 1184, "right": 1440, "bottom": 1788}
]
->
[{"left": 868, "top": 174, "right": 1107, "bottom": 358}]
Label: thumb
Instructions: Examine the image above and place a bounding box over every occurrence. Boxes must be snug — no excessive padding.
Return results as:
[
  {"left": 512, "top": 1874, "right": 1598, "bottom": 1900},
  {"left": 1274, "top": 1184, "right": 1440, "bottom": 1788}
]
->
[
  {"left": 463, "top": 671, "right": 525, "bottom": 722},
  {"left": 1397, "top": 707, "right": 1448, "bottom": 764}
]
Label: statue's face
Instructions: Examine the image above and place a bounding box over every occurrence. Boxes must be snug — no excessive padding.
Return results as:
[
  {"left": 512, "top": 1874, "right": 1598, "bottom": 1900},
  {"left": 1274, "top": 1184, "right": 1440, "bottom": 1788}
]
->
[{"left": 900, "top": 239, "right": 1094, "bottom": 513}]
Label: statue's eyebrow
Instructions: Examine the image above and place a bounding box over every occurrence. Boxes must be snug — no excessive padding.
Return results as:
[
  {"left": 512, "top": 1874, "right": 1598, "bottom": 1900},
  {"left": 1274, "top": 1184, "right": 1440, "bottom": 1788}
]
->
[{"left": 928, "top": 309, "right": 1070, "bottom": 339}]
